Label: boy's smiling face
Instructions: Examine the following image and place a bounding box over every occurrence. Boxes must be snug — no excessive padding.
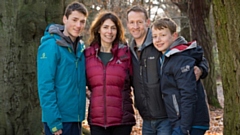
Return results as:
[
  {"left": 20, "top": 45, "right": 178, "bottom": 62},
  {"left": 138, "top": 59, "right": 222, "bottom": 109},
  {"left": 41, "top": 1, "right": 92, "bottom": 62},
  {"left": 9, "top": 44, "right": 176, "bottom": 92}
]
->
[{"left": 152, "top": 26, "right": 178, "bottom": 54}]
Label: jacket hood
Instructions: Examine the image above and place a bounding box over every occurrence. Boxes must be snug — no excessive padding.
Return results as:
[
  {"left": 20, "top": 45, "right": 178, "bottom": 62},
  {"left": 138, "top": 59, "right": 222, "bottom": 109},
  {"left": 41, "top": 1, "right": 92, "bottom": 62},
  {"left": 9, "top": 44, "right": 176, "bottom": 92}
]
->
[
  {"left": 41, "top": 24, "right": 82, "bottom": 47},
  {"left": 165, "top": 37, "right": 203, "bottom": 57},
  {"left": 165, "top": 37, "right": 203, "bottom": 62},
  {"left": 141, "top": 28, "right": 153, "bottom": 49},
  {"left": 48, "top": 24, "right": 65, "bottom": 37},
  {"left": 169, "top": 36, "right": 188, "bottom": 48}
]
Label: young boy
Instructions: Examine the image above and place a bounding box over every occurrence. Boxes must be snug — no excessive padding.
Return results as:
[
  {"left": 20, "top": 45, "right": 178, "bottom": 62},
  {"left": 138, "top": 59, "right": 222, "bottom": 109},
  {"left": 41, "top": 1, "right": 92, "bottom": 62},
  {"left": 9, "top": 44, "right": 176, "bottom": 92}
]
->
[
  {"left": 37, "top": 1, "right": 88, "bottom": 135},
  {"left": 151, "top": 17, "right": 210, "bottom": 135}
]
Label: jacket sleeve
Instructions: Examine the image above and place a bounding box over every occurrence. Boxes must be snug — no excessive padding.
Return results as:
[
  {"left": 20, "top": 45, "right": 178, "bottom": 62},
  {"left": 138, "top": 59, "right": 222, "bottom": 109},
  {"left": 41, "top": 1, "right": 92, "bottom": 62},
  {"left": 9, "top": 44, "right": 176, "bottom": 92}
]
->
[
  {"left": 198, "top": 56, "right": 209, "bottom": 79},
  {"left": 37, "top": 38, "right": 63, "bottom": 133},
  {"left": 174, "top": 56, "right": 197, "bottom": 135},
  {"left": 192, "top": 45, "right": 209, "bottom": 79}
]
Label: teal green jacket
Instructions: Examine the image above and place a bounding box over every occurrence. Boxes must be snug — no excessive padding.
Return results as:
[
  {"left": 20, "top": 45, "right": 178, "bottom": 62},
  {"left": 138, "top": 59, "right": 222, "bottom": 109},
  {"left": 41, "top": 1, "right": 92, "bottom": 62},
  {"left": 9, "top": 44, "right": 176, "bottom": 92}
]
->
[{"left": 37, "top": 24, "right": 86, "bottom": 133}]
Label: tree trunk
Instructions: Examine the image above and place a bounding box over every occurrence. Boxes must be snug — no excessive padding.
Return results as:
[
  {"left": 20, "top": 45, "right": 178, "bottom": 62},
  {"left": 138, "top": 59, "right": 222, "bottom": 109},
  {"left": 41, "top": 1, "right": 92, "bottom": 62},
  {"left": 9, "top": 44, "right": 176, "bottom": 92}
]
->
[
  {"left": 171, "top": 1, "right": 191, "bottom": 41},
  {"left": 179, "top": 14, "right": 191, "bottom": 41},
  {"left": 213, "top": 0, "right": 240, "bottom": 134},
  {"left": 0, "top": 1, "right": 65, "bottom": 134},
  {"left": 188, "top": 0, "right": 220, "bottom": 107}
]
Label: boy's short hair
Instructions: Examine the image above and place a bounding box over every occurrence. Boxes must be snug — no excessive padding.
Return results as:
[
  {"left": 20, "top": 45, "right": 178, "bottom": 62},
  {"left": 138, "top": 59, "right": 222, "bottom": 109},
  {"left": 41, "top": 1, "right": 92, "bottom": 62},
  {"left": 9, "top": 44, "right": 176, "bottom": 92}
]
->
[
  {"left": 127, "top": 5, "right": 149, "bottom": 20},
  {"left": 64, "top": 1, "right": 88, "bottom": 18},
  {"left": 152, "top": 17, "right": 177, "bottom": 34}
]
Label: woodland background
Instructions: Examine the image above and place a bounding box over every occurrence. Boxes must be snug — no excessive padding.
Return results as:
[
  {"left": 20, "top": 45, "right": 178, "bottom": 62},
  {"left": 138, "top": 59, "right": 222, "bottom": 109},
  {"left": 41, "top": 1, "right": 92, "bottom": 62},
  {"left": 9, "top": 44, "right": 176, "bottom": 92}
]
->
[{"left": 0, "top": 0, "right": 239, "bottom": 135}]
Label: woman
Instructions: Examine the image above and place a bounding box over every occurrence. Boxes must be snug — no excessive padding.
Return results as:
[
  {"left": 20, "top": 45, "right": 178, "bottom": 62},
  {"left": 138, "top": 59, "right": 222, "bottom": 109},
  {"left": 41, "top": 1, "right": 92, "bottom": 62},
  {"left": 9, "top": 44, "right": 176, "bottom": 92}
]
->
[{"left": 84, "top": 11, "right": 135, "bottom": 135}]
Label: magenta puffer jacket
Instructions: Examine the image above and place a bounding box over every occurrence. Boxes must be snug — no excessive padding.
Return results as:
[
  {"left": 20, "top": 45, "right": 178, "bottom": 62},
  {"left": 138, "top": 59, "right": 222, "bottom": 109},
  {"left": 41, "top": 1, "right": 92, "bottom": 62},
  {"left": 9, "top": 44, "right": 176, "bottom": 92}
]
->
[{"left": 85, "top": 41, "right": 136, "bottom": 127}]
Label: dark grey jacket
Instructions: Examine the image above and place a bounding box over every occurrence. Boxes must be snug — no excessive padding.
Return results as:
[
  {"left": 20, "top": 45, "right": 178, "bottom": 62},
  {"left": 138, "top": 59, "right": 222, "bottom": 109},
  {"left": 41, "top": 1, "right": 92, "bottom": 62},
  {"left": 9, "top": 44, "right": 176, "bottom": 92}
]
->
[{"left": 130, "top": 29, "right": 167, "bottom": 120}]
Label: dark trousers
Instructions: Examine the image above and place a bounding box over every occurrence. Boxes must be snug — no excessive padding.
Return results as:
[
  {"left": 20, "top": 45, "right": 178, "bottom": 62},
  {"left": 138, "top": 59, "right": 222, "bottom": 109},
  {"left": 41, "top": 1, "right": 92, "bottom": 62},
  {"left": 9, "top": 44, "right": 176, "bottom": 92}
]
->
[
  {"left": 44, "top": 122, "right": 82, "bottom": 135},
  {"left": 90, "top": 125, "right": 133, "bottom": 135}
]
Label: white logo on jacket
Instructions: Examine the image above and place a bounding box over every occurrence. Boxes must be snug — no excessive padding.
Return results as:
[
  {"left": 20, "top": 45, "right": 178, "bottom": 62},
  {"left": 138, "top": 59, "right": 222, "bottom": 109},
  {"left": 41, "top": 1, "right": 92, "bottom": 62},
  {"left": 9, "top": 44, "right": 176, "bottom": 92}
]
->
[
  {"left": 181, "top": 65, "right": 190, "bottom": 73},
  {"left": 116, "top": 60, "right": 122, "bottom": 64},
  {"left": 148, "top": 56, "right": 155, "bottom": 59}
]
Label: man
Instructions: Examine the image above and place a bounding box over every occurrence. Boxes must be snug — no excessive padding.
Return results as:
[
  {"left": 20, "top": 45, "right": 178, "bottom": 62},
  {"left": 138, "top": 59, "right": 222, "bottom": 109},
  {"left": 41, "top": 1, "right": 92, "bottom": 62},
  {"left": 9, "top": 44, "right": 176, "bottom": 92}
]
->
[
  {"left": 37, "top": 2, "right": 88, "bottom": 135},
  {"left": 127, "top": 5, "right": 209, "bottom": 135}
]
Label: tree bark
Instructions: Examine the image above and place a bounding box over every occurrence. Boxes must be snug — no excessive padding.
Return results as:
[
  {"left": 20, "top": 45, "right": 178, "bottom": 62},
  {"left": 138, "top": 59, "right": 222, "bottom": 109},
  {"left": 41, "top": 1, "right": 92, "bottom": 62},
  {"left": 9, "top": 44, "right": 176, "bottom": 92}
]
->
[
  {"left": 213, "top": 0, "right": 240, "bottom": 134},
  {"left": 188, "top": 0, "right": 220, "bottom": 107},
  {"left": 171, "top": 0, "right": 190, "bottom": 40},
  {"left": 0, "top": 1, "right": 64, "bottom": 134}
]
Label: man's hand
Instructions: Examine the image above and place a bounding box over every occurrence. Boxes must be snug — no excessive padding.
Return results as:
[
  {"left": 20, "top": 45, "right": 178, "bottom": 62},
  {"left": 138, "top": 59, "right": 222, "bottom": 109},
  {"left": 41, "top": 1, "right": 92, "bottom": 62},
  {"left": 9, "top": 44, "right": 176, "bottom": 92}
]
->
[
  {"left": 54, "top": 129, "right": 62, "bottom": 135},
  {"left": 194, "top": 66, "right": 202, "bottom": 81}
]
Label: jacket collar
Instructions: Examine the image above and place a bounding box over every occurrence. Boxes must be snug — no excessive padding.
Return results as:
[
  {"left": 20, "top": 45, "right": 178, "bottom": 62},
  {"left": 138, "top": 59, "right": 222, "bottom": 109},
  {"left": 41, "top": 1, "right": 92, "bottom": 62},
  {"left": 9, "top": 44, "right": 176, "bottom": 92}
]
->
[
  {"left": 49, "top": 24, "right": 82, "bottom": 47},
  {"left": 90, "top": 41, "right": 121, "bottom": 56},
  {"left": 130, "top": 28, "right": 153, "bottom": 51}
]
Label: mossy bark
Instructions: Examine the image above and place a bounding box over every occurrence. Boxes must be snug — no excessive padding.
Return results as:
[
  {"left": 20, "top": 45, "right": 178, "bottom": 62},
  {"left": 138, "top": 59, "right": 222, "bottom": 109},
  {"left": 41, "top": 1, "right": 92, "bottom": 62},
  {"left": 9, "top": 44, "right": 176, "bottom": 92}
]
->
[
  {"left": 0, "top": 1, "right": 64, "bottom": 134},
  {"left": 213, "top": 0, "right": 240, "bottom": 134}
]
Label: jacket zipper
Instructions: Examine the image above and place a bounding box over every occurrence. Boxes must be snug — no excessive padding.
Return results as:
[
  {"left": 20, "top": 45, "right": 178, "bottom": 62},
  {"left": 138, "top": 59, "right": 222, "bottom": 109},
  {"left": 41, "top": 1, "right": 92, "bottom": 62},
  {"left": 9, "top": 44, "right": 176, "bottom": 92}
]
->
[
  {"left": 69, "top": 45, "right": 81, "bottom": 121},
  {"left": 160, "top": 56, "right": 164, "bottom": 76},
  {"left": 102, "top": 58, "right": 114, "bottom": 128},
  {"left": 76, "top": 59, "right": 80, "bottom": 121},
  {"left": 144, "top": 58, "right": 148, "bottom": 82},
  {"left": 96, "top": 48, "right": 114, "bottom": 128},
  {"left": 103, "top": 65, "right": 107, "bottom": 128},
  {"left": 75, "top": 45, "right": 81, "bottom": 122}
]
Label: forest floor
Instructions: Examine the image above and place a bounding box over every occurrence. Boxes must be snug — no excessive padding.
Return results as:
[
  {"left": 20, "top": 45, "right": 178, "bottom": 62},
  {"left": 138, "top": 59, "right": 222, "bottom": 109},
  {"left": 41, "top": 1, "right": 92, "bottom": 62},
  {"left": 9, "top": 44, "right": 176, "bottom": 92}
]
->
[{"left": 83, "top": 82, "right": 224, "bottom": 135}]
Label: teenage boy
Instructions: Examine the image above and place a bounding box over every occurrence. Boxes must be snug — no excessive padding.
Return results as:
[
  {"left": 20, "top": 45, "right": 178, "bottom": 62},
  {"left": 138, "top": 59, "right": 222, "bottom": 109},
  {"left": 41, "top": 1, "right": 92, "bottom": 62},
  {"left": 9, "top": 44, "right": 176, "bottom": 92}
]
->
[
  {"left": 151, "top": 17, "right": 210, "bottom": 135},
  {"left": 127, "top": 5, "right": 209, "bottom": 135},
  {"left": 37, "top": 2, "right": 88, "bottom": 135}
]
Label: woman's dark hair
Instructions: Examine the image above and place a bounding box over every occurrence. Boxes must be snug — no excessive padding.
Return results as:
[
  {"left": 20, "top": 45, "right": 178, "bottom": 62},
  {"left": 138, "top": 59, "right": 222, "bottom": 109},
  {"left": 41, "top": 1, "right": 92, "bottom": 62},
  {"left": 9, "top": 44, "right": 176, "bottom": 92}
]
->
[{"left": 88, "top": 10, "right": 126, "bottom": 45}]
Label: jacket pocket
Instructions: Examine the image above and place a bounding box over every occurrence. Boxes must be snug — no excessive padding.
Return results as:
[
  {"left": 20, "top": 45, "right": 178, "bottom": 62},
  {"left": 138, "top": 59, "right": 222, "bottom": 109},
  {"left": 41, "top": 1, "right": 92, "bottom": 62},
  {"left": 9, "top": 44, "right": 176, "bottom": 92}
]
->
[
  {"left": 163, "top": 94, "right": 180, "bottom": 122},
  {"left": 172, "top": 94, "right": 180, "bottom": 116},
  {"left": 142, "top": 58, "right": 159, "bottom": 84}
]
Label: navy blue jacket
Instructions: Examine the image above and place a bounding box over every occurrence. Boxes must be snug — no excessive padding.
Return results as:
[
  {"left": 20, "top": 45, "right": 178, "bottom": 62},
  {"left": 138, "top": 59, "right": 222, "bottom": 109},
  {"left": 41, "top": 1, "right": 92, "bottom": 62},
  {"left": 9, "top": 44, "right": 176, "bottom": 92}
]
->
[{"left": 159, "top": 38, "right": 210, "bottom": 134}]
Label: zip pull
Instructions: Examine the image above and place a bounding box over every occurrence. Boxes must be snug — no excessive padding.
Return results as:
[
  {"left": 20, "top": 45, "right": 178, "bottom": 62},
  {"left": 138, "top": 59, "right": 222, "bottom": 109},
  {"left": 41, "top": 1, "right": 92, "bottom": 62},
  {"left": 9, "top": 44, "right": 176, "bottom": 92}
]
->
[
  {"left": 144, "top": 59, "right": 147, "bottom": 67},
  {"left": 140, "top": 66, "right": 142, "bottom": 76},
  {"left": 68, "top": 47, "right": 72, "bottom": 53},
  {"left": 75, "top": 59, "right": 78, "bottom": 68}
]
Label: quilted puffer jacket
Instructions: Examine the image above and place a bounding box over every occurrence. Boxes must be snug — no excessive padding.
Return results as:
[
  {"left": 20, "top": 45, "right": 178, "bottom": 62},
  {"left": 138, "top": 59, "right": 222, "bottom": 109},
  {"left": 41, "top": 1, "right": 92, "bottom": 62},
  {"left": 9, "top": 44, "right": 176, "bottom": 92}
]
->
[{"left": 85, "top": 41, "right": 136, "bottom": 127}]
